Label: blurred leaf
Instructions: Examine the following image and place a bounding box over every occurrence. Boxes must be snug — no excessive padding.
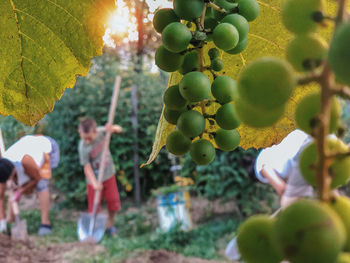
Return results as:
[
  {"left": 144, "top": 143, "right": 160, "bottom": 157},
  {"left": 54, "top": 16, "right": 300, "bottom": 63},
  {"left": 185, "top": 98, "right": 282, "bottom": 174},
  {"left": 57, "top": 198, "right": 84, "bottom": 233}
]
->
[{"left": 0, "top": 0, "right": 114, "bottom": 125}]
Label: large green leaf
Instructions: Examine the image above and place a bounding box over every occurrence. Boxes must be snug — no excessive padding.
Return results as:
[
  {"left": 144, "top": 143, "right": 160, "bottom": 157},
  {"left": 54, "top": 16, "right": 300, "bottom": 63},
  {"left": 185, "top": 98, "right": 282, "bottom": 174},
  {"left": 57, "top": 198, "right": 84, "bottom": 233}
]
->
[
  {"left": 143, "top": 0, "right": 340, "bottom": 166},
  {"left": 0, "top": 0, "right": 114, "bottom": 125}
]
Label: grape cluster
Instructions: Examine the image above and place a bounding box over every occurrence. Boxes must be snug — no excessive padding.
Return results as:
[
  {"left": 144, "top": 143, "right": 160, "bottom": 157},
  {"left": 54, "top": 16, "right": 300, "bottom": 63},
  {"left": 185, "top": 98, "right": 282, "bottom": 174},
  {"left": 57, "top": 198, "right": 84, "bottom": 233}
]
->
[
  {"left": 235, "top": 0, "right": 350, "bottom": 262},
  {"left": 153, "top": 0, "right": 260, "bottom": 165}
]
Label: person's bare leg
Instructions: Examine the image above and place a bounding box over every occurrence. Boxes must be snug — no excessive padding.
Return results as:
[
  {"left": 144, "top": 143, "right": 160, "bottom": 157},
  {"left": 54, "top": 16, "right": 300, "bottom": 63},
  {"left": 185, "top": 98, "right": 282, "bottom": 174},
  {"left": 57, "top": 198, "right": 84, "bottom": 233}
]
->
[
  {"left": 107, "top": 210, "right": 116, "bottom": 228},
  {"left": 37, "top": 189, "right": 50, "bottom": 225},
  {"left": 6, "top": 199, "right": 14, "bottom": 223}
]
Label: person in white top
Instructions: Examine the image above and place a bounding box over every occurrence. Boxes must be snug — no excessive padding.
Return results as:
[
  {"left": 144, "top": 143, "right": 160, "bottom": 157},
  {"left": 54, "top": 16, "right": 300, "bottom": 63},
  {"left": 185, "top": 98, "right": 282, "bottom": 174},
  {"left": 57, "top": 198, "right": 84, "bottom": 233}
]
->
[
  {"left": 0, "top": 135, "right": 60, "bottom": 236},
  {"left": 254, "top": 129, "right": 314, "bottom": 207},
  {"left": 225, "top": 129, "right": 314, "bottom": 261}
]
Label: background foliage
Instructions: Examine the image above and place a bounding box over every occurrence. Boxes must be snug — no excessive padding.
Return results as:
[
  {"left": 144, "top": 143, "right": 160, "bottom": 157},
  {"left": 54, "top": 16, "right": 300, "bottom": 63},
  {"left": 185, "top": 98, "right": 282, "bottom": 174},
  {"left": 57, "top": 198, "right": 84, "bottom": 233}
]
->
[{"left": 0, "top": 49, "right": 277, "bottom": 214}]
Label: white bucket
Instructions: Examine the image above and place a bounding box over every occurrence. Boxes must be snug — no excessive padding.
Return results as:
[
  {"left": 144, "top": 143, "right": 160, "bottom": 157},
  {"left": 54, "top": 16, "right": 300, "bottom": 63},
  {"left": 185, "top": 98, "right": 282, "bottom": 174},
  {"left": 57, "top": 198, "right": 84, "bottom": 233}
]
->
[{"left": 156, "top": 191, "right": 192, "bottom": 232}]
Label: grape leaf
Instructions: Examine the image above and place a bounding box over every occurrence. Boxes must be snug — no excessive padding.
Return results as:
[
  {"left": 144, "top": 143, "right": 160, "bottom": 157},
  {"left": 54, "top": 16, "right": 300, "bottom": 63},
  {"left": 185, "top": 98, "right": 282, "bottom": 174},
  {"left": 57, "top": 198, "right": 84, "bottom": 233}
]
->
[
  {"left": 0, "top": 0, "right": 114, "bottom": 125},
  {"left": 143, "top": 0, "right": 340, "bottom": 166}
]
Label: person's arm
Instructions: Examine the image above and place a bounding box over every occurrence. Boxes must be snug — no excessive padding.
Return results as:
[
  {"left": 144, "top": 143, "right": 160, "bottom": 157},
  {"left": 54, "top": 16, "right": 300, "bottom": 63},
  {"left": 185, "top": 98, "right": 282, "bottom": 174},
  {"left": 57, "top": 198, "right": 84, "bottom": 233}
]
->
[
  {"left": 105, "top": 124, "right": 123, "bottom": 134},
  {"left": 260, "top": 165, "right": 286, "bottom": 196},
  {"left": 20, "top": 155, "right": 41, "bottom": 195},
  {"left": 0, "top": 183, "right": 5, "bottom": 219},
  {"left": 84, "top": 163, "right": 102, "bottom": 190}
]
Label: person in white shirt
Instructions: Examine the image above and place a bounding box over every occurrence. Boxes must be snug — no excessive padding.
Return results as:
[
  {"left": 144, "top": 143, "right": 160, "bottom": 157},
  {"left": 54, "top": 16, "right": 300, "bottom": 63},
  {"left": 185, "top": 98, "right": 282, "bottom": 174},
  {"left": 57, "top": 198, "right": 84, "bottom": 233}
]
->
[
  {"left": 0, "top": 135, "right": 60, "bottom": 236},
  {"left": 225, "top": 129, "right": 314, "bottom": 261}
]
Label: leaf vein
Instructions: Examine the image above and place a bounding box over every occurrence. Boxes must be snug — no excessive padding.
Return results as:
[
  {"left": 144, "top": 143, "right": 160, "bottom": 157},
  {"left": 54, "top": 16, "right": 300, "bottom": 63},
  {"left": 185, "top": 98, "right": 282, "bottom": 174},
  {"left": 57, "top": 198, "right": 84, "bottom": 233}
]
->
[
  {"left": 248, "top": 33, "right": 284, "bottom": 50},
  {"left": 44, "top": 0, "right": 83, "bottom": 27}
]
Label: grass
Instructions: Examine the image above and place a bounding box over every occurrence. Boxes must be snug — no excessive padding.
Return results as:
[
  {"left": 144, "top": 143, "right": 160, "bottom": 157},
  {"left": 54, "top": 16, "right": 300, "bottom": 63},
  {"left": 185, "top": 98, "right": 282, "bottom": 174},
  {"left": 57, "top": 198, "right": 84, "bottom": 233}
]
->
[{"left": 20, "top": 206, "right": 239, "bottom": 262}]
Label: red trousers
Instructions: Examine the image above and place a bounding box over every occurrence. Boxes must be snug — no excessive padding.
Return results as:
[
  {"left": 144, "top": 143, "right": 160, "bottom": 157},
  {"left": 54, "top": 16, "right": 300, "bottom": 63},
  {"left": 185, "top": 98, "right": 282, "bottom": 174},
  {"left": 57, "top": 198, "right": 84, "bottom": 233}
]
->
[{"left": 87, "top": 176, "right": 121, "bottom": 213}]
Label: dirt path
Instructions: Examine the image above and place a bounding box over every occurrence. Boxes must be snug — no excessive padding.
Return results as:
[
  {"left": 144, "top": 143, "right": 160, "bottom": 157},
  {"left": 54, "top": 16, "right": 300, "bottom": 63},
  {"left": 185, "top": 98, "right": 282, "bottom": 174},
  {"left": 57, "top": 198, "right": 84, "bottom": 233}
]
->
[
  {"left": 0, "top": 234, "right": 104, "bottom": 263},
  {"left": 121, "top": 250, "right": 229, "bottom": 263}
]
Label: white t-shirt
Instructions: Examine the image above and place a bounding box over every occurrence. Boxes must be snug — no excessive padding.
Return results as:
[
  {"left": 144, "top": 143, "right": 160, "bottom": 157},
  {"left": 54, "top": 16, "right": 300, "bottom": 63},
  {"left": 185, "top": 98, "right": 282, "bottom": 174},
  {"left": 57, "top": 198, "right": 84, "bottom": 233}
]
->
[
  {"left": 3, "top": 135, "right": 52, "bottom": 168},
  {"left": 254, "top": 130, "right": 310, "bottom": 184}
]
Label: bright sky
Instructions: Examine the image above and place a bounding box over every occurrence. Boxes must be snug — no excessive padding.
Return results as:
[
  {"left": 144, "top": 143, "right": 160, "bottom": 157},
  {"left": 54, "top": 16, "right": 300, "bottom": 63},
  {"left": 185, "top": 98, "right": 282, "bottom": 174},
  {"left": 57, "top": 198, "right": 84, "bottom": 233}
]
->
[{"left": 103, "top": 0, "right": 172, "bottom": 48}]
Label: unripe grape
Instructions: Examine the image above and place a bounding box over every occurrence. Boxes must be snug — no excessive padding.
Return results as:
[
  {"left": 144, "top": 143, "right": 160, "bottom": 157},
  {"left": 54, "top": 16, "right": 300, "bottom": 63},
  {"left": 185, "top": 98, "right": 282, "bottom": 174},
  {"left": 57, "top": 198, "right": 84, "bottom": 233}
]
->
[
  {"left": 222, "top": 14, "right": 249, "bottom": 40},
  {"left": 164, "top": 107, "right": 186, "bottom": 125},
  {"left": 178, "top": 51, "right": 200, "bottom": 75},
  {"left": 282, "top": 0, "right": 324, "bottom": 34},
  {"left": 162, "top": 22, "right": 192, "bottom": 53},
  {"left": 237, "top": 0, "right": 260, "bottom": 22},
  {"left": 238, "top": 57, "right": 295, "bottom": 110},
  {"left": 212, "top": 0, "right": 238, "bottom": 21},
  {"left": 225, "top": 37, "right": 248, "bottom": 55},
  {"left": 295, "top": 92, "right": 341, "bottom": 134},
  {"left": 215, "top": 104, "right": 241, "bottom": 130},
  {"left": 275, "top": 199, "right": 345, "bottom": 263},
  {"left": 213, "top": 23, "right": 239, "bottom": 51},
  {"left": 173, "top": 0, "right": 205, "bottom": 21},
  {"left": 329, "top": 196, "right": 350, "bottom": 252},
  {"left": 237, "top": 215, "right": 283, "bottom": 263},
  {"left": 235, "top": 98, "right": 285, "bottom": 128},
  {"left": 179, "top": 72, "right": 211, "bottom": 102},
  {"left": 329, "top": 22, "right": 350, "bottom": 86},
  {"left": 208, "top": 48, "right": 220, "bottom": 60},
  {"left": 166, "top": 130, "right": 192, "bottom": 156},
  {"left": 211, "top": 58, "right": 224, "bottom": 72},
  {"left": 177, "top": 110, "right": 205, "bottom": 138},
  {"left": 153, "top": 8, "right": 180, "bottom": 33},
  {"left": 190, "top": 139, "right": 216, "bottom": 165},
  {"left": 211, "top": 76, "right": 237, "bottom": 104},
  {"left": 163, "top": 85, "right": 187, "bottom": 110},
  {"left": 214, "top": 129, "right": 240, "bottom": 151},
  {"left": 155, "top": 45, "right": 184, "bottom": 72},
  {"left": 299, "top": 137, "right": 350, "bottom": 189},
  {"left": 287, "top": 34, "right": 328, "bottom": 72}
]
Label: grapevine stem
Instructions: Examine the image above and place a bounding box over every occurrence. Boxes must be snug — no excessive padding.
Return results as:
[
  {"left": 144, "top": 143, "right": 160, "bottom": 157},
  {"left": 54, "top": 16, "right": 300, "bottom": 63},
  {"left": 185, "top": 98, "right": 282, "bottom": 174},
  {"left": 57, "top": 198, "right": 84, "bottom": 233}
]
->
[
  {"left": 314, "top": 0, "right": 347, "bottom": 201},
  {"left": 208, "top": 2, "right": 227, "bottom": 13},
  {"left": 333, "top": 85, "right": 350, "bottom": 98},
  {"left": 200, "top": 4, "right": 208, "bottom": 30},
  {"left": 326, "top": 151, "right": 350, "bottom": 160}
]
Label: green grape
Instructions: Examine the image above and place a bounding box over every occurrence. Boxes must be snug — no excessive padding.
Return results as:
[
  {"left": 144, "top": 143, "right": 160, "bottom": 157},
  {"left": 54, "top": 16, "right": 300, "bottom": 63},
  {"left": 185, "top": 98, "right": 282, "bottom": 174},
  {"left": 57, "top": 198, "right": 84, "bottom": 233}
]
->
[
  {"left": 295, "top": 92, "right": 341, "bottom": 134},
  {"left": 155, "top": 45, "right": 184, "bottom": 72},
  {"left": 214, "top": 129, "right": 240, "bottom": 151},
  {"left": 166, "top": 130, "right": 192, "bottom": 156},
  {"left": 236, "top": 0, "right": 260, "bottom": 22},
  {"left": 211, "top": 76, "right": 237, "bottom": 104},
  {"left": 275, "top": 199, "right": 345, "bottom": 263},
  {"left": 179, "top": 72, "right": 211, "bottom": 102},
  {"left": 329, "top": 196, "right": 350, "bottom": 252},
  {"left": 213, "top": 23, "right": 239, "bottom": 51},
  {"left": 225, "top": 37, "right": 248, "bottom": 54},
  {"left": 164, "top": 106, "right": 186, "bottom": 125},
  {"left": 178, "top": 51, "right": 200, "bottom": 75},
  {"left": 212, "top": 0, "right": 238, "bottom": 21},
  {"left": 287, "top": 34, "right": 328, "bottom": 72},
  {"left": 163, "top": 85, "right": 187, "bottom": 110},
  {"left": 237, "top": 215, "right": 283, "bottom": 263},
  {"left": 238, "top": 57, "right": 295, "bottom": 110},
  {"left": 173, "top": 0, "right": 205, "bottom": 21},
  {"left": 329, "top": 22, "right": 350, "bottom": 86},
  {"left": 211, "top": 58, "right": 224, "bottom": 72},
  {"left": 299, "top": 137, "right": 350, "bottom": 189},
  {"left": 190, "top": 139, "right": 216, "bottom": 165},
  {"left": 235, "top": 98, "right": 285, "bottom": 128},
  {"left": 208, "top": 48, "right": 220, "bottom": 60},
  {"left": 162, "top": 22, "right": 192, "bottom": 53},
  {"left": 282, "top": 0, "right": 324, "bottom": 34},
  {"left": 215, "top": 104, "right": 241, "bottom": 130},
  {"left": 338, "top": 253, "right": 350, "bottom": 263},
  {"left": 153, "top": 8, "right": 180, "bottom": 33},
  {"left": 177, "top": 110, "right": 205, "bottom": 138},
  {"left": 221, "top": 14, "right": 249, "bottom": 40}
]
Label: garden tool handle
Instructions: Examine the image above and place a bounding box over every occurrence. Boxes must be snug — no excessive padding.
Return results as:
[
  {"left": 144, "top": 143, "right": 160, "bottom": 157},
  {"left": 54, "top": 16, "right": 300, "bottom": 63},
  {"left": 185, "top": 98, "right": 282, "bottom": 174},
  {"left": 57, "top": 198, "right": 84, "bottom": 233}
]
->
[{"left": 91, "top": 76, "right": 122, "bottom": 215}]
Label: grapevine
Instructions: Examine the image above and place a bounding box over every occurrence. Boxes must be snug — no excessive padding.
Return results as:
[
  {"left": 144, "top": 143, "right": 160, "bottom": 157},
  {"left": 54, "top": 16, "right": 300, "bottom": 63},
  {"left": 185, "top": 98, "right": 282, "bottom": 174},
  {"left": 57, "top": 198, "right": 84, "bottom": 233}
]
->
[
  {"left": 153, "top": 0, "right": 260, "bottom": 165},
  {"left": 154, "top": 0, "right": 350, "bottom": 262}
]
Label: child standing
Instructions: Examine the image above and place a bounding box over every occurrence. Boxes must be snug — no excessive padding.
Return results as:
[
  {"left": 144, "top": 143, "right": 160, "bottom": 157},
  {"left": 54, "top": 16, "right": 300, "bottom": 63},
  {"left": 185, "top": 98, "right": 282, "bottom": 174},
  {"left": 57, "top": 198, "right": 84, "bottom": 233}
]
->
[{"left": 78, "top": 118, "right": 122, "bottom": 236}]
